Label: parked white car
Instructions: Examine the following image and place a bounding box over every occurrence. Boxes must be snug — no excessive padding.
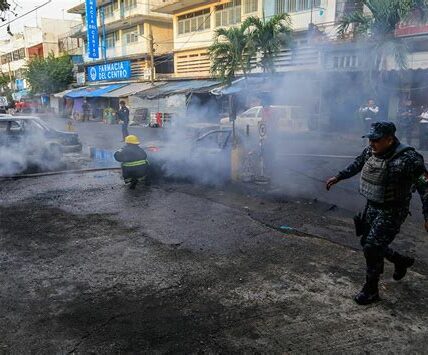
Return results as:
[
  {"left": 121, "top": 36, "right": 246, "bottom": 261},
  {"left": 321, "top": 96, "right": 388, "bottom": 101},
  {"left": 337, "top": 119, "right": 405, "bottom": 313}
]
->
[{"left": 220, "top": 105, "right": 308, "bottom": 133}]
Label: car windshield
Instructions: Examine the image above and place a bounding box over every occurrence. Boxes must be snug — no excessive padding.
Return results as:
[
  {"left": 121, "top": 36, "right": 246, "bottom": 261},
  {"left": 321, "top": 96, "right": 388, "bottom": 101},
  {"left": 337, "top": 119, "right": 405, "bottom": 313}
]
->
[
  {"left": 22, "top": 119, "right": 50, "bottom": 132},
  {"left": 240, "top": 107, "right": 259, "bottom": 118}
]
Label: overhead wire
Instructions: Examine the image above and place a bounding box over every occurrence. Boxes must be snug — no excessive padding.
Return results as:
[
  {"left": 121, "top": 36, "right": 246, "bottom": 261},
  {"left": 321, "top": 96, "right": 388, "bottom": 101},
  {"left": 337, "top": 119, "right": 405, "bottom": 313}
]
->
[{"left": 0, "top": 0, "right": 52, "bottom": 29}]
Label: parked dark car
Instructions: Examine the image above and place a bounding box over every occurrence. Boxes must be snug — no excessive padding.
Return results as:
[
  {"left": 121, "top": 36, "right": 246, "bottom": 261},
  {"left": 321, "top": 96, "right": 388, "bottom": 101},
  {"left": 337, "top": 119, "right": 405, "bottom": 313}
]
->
[
  {"left": 145, "top": 128, "right": 233, "bottom": 184},
  {"left": 0, "top": 116, "right": 82, "bottom": 175}
]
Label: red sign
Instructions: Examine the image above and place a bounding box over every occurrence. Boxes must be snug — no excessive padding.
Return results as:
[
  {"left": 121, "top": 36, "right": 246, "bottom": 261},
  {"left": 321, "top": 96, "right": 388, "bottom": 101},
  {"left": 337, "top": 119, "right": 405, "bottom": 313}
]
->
[
  {"left": 27, "top": 43, "right": 44, "bottom": 58},
  {"left": 395, "top": 23, "right": 428, "bottom": 37}
]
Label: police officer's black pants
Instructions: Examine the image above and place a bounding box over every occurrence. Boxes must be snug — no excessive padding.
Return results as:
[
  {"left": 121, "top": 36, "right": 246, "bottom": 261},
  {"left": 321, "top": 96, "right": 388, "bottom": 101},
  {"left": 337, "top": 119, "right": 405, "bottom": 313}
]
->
[{"left": 362, "top": 204, "right": 409, "bottom": 283}]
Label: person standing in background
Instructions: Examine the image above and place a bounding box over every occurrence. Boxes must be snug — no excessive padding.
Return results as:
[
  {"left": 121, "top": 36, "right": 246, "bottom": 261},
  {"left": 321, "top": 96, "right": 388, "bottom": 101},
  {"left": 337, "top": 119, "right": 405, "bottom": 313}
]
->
[
  {"left": 82, "top": 99, "right": 91, "bottom": 122},
  {"left": 117, "top": 100, "right": 130, "bottom": 141},
  {"left": 359, "top": 99, "right": 380, "bottom": 133},
  {"left": 397, "top": 99, "right": 417, "bottom": 146}
]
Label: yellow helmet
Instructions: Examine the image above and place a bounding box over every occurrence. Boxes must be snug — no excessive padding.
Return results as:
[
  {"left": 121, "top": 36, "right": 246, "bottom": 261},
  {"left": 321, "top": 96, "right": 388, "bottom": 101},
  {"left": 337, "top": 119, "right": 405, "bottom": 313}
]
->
[{"left": 125, "top": 135, "right": 140, "bottom": 145}]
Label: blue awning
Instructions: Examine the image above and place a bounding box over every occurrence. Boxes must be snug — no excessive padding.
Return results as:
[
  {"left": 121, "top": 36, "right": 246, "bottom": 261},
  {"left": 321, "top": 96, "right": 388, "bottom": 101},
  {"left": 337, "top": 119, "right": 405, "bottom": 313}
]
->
[{"left": 64, "top": 84, "right": 127, "bottom": 98}]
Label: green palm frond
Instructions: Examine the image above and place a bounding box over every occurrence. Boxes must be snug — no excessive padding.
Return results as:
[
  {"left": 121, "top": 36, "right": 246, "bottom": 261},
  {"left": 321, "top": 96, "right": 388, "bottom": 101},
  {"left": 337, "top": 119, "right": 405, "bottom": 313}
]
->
[
  {"left": 242, "top": 13, "right": 293, "bottom": 73},
  {"left": 337, "top": 11, "right": 372, "bottom": 37},
  {"left": 208, "top": 26, "right": 251, "bottom": 84},
  {"left": 338, "top": 0, "right": 427, "bottom": 71}
]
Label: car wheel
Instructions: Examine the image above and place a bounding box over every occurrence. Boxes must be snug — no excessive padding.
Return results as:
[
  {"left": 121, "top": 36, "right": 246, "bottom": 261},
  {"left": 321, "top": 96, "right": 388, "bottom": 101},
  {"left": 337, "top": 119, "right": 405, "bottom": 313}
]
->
[{"left": 43, "top": 144, "right": 63, "bottom": 164}]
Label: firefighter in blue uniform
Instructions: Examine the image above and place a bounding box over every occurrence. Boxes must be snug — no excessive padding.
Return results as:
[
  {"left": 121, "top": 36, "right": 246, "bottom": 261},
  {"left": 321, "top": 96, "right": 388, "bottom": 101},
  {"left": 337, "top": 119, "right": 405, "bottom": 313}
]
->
[
  {"left": 326, "top": 122, "right": 428, "bottom": 305},
  {"left": 114, "top": 135, "right": 149, "bottom": 189}
]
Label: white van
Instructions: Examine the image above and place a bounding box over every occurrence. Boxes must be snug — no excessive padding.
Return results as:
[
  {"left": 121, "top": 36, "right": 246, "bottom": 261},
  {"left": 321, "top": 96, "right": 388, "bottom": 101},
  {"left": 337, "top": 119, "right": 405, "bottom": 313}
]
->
[{"left": 220, "top": 105, "right": 308, "bottom": 133}]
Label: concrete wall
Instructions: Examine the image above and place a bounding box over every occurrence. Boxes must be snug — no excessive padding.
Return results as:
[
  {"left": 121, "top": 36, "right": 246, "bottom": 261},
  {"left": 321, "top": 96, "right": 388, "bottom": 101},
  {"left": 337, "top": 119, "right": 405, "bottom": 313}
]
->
[
  {"left": 151, "top": 21, "right": 174, "bottom": 55},
  {"left": 264, "top": 0, "right": 337, "bottom": 35}
]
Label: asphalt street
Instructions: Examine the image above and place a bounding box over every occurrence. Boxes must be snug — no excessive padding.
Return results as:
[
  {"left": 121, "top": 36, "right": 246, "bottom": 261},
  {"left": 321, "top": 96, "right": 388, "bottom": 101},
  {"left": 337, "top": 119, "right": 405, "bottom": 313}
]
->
[
  {"left": 0, "top": 117, "right": 426, "bottom": 352},
  {"left": 1, "top": 173, "right": 427, "bottom": 352}
]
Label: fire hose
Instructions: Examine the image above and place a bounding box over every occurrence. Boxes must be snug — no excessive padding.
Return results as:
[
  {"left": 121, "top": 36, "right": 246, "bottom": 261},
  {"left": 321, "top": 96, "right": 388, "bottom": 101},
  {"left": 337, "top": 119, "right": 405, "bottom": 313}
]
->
[{"left": 0, "top": 167, "right": 121, "bottom": 181}]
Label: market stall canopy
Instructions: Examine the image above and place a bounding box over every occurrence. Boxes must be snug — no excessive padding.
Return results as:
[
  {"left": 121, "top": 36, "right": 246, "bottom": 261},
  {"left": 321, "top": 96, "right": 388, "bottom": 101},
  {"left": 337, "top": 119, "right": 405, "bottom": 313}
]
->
[
  {"left": 211, "top": 77, "right": 272, "bottom": 96},
  {"left": 100, "top": 82, "right": 166, "bottom": 98},
  {"left": 64, "top": 84, "right": 127, "bottom": 98},
  {"left": 53, "top": 89, "right": 76, "bottom": 98},
  {"left": 135, "top": 80, "right": 222, "bottom": 99}
]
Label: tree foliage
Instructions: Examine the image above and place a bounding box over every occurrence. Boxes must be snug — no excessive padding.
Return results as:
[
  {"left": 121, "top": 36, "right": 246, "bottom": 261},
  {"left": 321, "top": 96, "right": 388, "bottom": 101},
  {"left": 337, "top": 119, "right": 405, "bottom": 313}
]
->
[
  {"left": 208, "top": 13, "right": 293, "bottom": 83},
  {"left": 208, "top": 26, "right": 252, "bottom": 85},
  {"left": 24, "top": 53, "right": 74, "bottom": 94},
  {"left": 0, "top": 72, "right": 12, "bottom": 89},
  {"left": 338, "top": 0, "right": 428, "bottom": 70},
  {"left": 242, "top": 13, "right": 293, "bottom": 73},
  {"left": 0, "top": 0, "right": 10, "bottom": 12}
]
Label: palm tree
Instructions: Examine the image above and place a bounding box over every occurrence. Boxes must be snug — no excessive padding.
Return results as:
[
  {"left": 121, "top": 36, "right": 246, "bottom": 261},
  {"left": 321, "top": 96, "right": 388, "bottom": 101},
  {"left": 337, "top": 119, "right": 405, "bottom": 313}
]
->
[
  {"left": 338, "top": 0, "right": 428, "bottom": 71},
  {"left": 242, "top": 13, "right": 293, "bottom": 74},
  {"left": 208, "top": 26, "right": 252, "bottom": 84}
]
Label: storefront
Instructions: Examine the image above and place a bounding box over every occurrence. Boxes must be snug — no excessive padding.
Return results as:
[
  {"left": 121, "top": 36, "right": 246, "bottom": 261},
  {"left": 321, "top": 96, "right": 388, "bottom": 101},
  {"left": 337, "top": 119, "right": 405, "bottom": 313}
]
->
[{"left": 63, "top": 84, "right": 126, "bottom": 120}]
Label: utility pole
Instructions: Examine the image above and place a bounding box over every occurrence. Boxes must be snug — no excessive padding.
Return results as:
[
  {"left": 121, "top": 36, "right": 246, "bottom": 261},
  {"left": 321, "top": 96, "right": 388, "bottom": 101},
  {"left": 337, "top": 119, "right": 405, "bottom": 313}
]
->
[
  {"left": 101, "top": 7, "right": 107, "bottom": 62},
  {"left": 7, "top": 60, "right": 13, "bottom": 89},
  {"left": 148, "top": 24, "right": 155, "bottom": 83}
]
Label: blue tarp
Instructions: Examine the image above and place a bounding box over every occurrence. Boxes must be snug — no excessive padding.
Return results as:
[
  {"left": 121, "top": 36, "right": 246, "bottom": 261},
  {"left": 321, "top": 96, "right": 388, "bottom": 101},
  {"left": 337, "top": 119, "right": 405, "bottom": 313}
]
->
[{"left": 64, "top": 84, "right": 127, "bottom": 98}]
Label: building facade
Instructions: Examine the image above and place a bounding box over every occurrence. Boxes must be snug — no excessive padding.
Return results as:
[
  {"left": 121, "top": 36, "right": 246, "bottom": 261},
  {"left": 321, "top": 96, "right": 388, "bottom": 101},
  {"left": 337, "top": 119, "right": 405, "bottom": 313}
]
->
[
  {"left": 67, "top": 0, "right": 174, "bottom": 83},
  {"left": 0, "top": 18, "right": 81, "bottom": 97},
  {"left": 151, "top": 0, "right": 358, "bottom": 78}
]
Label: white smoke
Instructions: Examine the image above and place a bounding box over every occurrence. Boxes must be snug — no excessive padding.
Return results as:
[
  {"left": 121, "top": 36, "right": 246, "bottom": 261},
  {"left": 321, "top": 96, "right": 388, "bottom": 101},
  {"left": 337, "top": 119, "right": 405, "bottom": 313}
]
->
[{"left": 0, "top": 126, "right": 64, "bottom": 177}]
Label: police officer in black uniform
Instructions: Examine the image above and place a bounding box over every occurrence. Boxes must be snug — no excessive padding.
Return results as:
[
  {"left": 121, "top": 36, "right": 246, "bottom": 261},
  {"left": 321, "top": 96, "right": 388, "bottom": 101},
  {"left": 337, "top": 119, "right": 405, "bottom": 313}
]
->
[{"left": 326, "top": 122, "right": 428, "bottom": 305}]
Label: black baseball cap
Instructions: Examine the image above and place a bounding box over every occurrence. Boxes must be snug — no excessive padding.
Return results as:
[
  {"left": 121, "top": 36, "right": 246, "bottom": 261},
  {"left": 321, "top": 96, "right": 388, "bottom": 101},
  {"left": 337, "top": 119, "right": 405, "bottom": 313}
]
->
[{"left": 362, "top": 121, "right": 396, "bottom": 139}]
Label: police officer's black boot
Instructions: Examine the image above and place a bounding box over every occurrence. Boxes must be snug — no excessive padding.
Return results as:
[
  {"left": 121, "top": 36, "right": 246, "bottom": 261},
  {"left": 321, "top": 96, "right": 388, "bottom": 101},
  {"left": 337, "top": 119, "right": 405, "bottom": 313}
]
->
[
  {"left": 354, "top": 276, "right": 380, "bottom": 305},
  {"left": 355, "top": 244, "right": 383, "bottom": 305},
  {"left": 385, "top": 252, "right": 415, "bottom": 281}
]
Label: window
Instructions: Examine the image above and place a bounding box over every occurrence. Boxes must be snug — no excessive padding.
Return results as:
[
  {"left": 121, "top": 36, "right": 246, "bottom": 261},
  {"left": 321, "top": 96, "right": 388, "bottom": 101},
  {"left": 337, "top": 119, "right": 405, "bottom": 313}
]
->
[
  {"left": 123, "top": 26, "right": 139, "bottom": 44},
  {"left": 240, "top": 107, "right": 260, "bottom": 118},
  {"left": 102, "top": 2, "right": 118, "bottom": 18},
  {"left": 177, "top": 9, "right": 211, "bottom": 35},
  {"left": 215, "top": 0, "right": 241, "bottom": 27},
  {"left": 332, "top": 55, "right": 359, "bottom": 69},
  {"left": 12, "top": 48, "right": 25, "bottom": 61},
  {"left": 275, "top": 0, "right": 321, "bottom": 14},
  {"left": 123, "top": 0, "right": 137, "bottom": 10},
  {"left": 2, "top": 53, "right": 12, "bottom": 64},
  {"left": 105, "top": 32, "right": 118, "bottom": 48},
  {"left": 243, "top": 0, "right": 258, "bottom": 14}
]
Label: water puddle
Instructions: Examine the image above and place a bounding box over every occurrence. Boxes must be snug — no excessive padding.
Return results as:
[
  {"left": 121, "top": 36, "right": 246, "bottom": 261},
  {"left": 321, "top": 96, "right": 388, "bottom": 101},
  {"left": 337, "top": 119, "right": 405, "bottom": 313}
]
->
[{"left": 89, "top": 147, "right": 120, "bottom": 168}]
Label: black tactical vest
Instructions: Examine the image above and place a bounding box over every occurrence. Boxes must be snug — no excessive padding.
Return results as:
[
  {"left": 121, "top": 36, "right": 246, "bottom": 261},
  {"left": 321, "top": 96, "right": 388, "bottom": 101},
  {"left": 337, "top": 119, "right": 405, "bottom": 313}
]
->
[{"left": 360, "top": 144, "right": 414, "bottom": 203}]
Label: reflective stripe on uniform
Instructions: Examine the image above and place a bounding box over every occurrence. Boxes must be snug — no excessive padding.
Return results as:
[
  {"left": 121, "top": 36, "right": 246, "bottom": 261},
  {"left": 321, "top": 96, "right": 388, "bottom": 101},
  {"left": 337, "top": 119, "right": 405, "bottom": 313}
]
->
[{"left": 122, "top": 159, "right": 149, "bottom": 167}]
